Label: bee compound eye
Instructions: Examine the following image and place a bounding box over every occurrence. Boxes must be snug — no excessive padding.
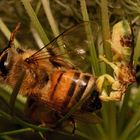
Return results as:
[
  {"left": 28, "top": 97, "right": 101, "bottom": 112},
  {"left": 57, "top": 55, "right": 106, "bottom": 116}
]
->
[{"left": 0, "top": 52, "right": 9, "bottom": 75}]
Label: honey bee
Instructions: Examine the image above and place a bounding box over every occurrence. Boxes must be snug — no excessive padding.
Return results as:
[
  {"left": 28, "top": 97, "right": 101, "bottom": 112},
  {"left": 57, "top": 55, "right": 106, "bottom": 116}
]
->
[
  {"left": 0, "top": 20, "right": 136, "bottom": 133},
  {"left": 0, "top": 22, "right": 102, "bottom": 132}
]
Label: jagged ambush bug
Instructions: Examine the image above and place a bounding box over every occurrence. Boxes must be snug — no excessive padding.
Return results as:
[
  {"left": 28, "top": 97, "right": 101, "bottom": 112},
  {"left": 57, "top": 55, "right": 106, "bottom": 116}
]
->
[
  {"left": 96, "top": 20, "right": 136, "bottom": 101},
  {"left": 0, "top": 22, "right": 102, "bottom": 133}
]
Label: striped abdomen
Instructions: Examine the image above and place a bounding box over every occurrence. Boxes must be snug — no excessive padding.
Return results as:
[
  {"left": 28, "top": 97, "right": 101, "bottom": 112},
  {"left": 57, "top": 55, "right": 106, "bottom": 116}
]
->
[{"left": 40, "top": 69, "right": 101, "bottom": 113}]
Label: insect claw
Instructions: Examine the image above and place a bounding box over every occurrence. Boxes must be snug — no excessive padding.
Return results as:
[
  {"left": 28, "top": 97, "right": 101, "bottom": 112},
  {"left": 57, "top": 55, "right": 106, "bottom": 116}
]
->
[
  {"left": 110, "top": 91, "right": 122, "bottom": 101},
  {"left": 99, "top": 55, "right": 117, "bottom": 70},
  {"left": 99, "top": 90, "right": 122, "bottom": 101},
  {"left": 99, "top": 90, "right": 109, "bottom": 101}
]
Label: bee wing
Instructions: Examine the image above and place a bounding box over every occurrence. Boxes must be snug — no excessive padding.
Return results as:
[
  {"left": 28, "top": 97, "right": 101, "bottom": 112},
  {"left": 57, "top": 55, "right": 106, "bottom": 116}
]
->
[
  {"left": 73, "top": 112, "right": 102, "bottom": 124},
  {"left": 29, "top": 21, "right": 99, "bottom": 71}
]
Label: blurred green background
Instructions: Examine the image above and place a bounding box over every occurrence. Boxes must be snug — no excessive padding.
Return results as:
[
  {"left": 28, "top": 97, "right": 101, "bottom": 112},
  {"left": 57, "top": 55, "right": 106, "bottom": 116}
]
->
[{"left": 0, "top": 0, "right": 140, "bottom": 140}]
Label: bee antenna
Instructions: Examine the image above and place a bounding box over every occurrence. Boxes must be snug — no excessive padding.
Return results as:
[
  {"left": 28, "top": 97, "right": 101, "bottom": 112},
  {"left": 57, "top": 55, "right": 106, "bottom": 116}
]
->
[{"left": 8, "top": 22, "right": 21, "bottom": 48}]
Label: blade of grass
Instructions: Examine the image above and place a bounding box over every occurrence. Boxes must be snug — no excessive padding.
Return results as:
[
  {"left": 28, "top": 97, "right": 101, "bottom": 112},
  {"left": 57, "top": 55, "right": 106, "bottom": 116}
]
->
[
  {"left": 0, "top": 110, "right": 63, "bottom": 134},
  {"left": 100, "top": 0, "right": 115, "bottom": 139},
  {"left": 0, "top": 85, "right": 26, "bottom": 112},
  {"left": 127, "top": 121, "right": 140, "bottom": 140},
  {"left": 109, "top": 102, "right": 117, "bottom": 140},
  {"left": 134, "top": 27, "right": 140, "bottom": 65},
  {"left": 80, "top": 0, "right": 100, "bottom": 76},
  {"left": 21, "top": 0, "right": 49, "bottom": 45},
  {"left": 35, "top": 1, "right": 42, "bottom": 14},
  {"left": 41, "top": 0, "right": 68, "bottom": 54},
  {"left": 121, "top": 0, "right": 140, "bottom": 14},
  {"left": 119, "top": 104, "right": 140, "bottom": 140},
  {"left": 80, "top": 1, "right": 107, "bottom": 139},
  {"left": 0, "top": 128, "right": 33, "bottom": 136},
  {"left": 0, "top": 136, "right": 18, "bottom": 140},
  {"left": 9, "top": 70, "right": 26, "bottom": 115},
  {"left": 31, "top": 27, "right": 44, "bottom": 49},
  {"left": 0, "top": 110, "right": 94, "bottom": 139},
  {"left": 100, "top": 0, "right": 112, "bottom": 69},
  {"left": 41, "top": 0, "right": 60, "bottom": 37},
  {"left": 120, "top": 87, "right": 140, "bottom": 140},
  {"left": 117, "top": 90, "right": 130, "bottom": 135}
]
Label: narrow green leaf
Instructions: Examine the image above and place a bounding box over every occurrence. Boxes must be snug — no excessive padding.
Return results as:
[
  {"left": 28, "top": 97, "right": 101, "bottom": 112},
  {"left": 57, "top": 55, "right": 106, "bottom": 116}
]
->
[
  {"left": 134, "top": 28, "right": 140, "bottom": 65},
  {"left": 41, "top": 0, "right": 60, "bottom": 37},
  {"left": 0, "top": 128, "right": 33, "bottom": 136},
  {"left": 9, "top": 70, "right": 26, "bottom": 115},
  {"left": 21, "top": 0, "right": 49, "bottom": 45},
  {"left": 80, "top": 0, "right": 100, "bottom": 75}
]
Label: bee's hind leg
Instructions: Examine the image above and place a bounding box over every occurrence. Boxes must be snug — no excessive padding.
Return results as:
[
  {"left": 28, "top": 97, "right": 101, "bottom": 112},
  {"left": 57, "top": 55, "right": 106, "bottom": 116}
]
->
[{"left": 69, "top": 117, "right": 76, "bottom": 135}]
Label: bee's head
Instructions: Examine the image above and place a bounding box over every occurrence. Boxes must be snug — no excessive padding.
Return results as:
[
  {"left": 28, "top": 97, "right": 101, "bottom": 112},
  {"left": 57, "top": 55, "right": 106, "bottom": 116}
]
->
[
  {"left": 0, "top": 47, "right": 12, "bottom": 77},
  {"left": 0, "top": 23, "right": 23, "bottom": 80},
  {"left": 0, "top": 46, "right": 24, "bottom": 80}
]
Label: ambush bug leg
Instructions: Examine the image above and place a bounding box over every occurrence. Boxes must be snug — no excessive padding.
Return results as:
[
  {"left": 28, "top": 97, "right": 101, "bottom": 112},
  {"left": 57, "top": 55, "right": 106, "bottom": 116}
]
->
[
  {"left": 96, "top": 74, "right": 116, "bottom": 101},
  {"left": 109, "top": 91, "right": 123, "bottom": 101},
  {"left": 98, "top": 87, "right": 123, "bottom": 101},
  {"left": 99, "top": 55, "right": 118, "bottom": 71},
  {"left": 99, "top": 89, "right": 110, "bottom": 101},
  {"left": 96, "top": 74, "right": 115, "bottom": 92}
]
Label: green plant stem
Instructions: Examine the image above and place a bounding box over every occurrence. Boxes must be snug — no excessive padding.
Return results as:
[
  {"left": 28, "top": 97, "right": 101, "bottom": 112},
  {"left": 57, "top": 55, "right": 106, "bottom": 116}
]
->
[
  {"left": 41, "top": 0, "right": 67, "bottom": 54},
  {"left": 100, "top": 0, "right": 112, "bottom": 63},
  {"left": 9, "top": 70, "right": 26, "bottom": 115},
  {"left": 109, "top": 102, "right": 117, "bottom": 140},
  {"left": 41, "top": 0, "right": 60, "bottom": 37},
  {"left": 100, "top": 1, "right": 117, "bottom": 140},
  {"left": 134, "top": 26, "right": 140, "bottom": 65},
  {"left": 80, "top": 0, "right": 100, "bottom": 75},
  {"left": 21, "top": 0, "right": 49, "bottom": 45},
  {"left": 0, "top": 85, "right": 26, "bottom": 112},
  {"left": 101, "top": 102, "right": 109, "bottom": 138},
  {"left": 0, "top": 18, "right": 20, "bottom": 47},
  {"left": 95, "top": 124, "right": 106, "bottom": 140},
  {"left": 0, "top": 110, "right": 92, "bottom": 139},
  {"left": 0, "top": 110, "right": 74, "bottom": 137},
  {"left": 119, "top": 104, "right": 140, "bottom": 140},
  {"left": 127, "top": 122, "right": 140, "bottom": 140},
  {"left": 80, "top": 0, "right": 89, "bottom": 22},
  {"left": 117, "top": 92, "right": 130, "bottom": 135},
  {"left": 0, "top": 110, "right": 49, "bottom": 132},
  {"left": 35, "top": 1, "right": 42, "bottom": 14},
  {"left": 121, "top": 0, "right": 140, "bottom": 14},
  {"left": 0, "top": 128, "right": 33, "bottom": 136}
]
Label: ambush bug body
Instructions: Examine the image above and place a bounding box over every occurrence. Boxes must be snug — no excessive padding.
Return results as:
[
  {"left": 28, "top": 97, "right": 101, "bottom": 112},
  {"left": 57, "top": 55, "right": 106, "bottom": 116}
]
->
[{"left": 96, "top": 20, "right": 136, "bottom": 101}]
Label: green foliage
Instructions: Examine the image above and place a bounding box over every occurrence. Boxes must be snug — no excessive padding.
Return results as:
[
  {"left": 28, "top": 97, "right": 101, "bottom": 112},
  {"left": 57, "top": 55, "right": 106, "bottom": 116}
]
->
[{"left": 0, "top": 0, "right": 140, "bottom": 140}]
